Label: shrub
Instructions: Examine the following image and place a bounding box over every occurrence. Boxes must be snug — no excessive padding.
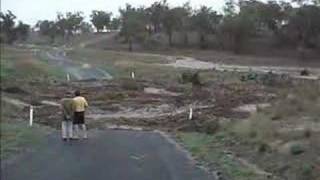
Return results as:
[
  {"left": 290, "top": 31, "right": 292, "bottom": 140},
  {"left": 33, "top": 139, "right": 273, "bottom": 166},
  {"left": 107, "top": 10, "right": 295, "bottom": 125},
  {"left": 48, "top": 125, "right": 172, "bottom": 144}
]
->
[
  {"left": 300, "top": 69, "right": 310, "bottom": 76},
  {"left": 231, "top": 113, "right": 275, "bottom": 143},
  {"left": 120, "top": 79, "right": 140, "bottom": 91},
  {"left": 290, "top": 144, "right": 305, "bottom": 155},
  {"left": 180, "top": 71, "right": 202, "bottom": 86}
]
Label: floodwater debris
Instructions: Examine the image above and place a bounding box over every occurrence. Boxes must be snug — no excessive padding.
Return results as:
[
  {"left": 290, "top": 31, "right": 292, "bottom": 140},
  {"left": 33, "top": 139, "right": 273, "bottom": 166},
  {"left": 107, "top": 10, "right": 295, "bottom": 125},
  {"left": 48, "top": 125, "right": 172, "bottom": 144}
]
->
[
  {"left": 144, "top": 87, "right": 180, "bottom": 96},
  {"left": 232, "top": 103, "right": 271, "bottom": 114}
]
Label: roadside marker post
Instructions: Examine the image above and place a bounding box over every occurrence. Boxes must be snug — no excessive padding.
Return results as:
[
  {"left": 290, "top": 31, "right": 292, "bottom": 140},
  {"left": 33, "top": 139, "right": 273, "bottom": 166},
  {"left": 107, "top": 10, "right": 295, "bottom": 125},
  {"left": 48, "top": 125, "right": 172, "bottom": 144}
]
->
[
  {"left": 131, "top": 72, "right": 135, "bottom": 79},
  {"left": 29, "top": 105, "right": 34, "bottom": 127},
  {"left": 189, "top": 107, "right": 193, "bottom": 120},
  {"left": 67, "top": 73, "right": 70, "bottom": 82}
]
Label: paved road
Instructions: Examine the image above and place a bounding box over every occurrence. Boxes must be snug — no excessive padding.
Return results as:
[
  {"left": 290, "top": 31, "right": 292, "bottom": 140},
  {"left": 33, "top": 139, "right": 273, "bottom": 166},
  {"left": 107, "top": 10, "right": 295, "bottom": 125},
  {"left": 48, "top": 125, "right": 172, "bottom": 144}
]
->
[{"left": 2, "top": 130, "right": 214, "bottom": 180}]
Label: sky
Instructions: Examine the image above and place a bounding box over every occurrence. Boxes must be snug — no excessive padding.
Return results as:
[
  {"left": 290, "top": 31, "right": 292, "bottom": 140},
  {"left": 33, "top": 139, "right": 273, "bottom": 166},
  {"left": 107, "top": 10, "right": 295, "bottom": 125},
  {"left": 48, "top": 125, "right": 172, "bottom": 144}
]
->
[{"left": 1, "top": 0, "right": 226, "bottom": 26}]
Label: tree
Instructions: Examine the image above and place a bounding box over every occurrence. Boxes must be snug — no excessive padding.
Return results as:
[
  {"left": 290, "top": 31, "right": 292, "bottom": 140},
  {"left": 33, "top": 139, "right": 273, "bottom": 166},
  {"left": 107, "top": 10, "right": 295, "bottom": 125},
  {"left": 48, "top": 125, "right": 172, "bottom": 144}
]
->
[
  {"left": 146, "top": 0, "right": 169, "bottom": 33},
  {"left": 0, "top": 11, "right": 17, "bottom": 44},
  {"left": 287, "top": 5, "right": 320, "bottom": 48},
  {"left": 224, "top": 0, "right": 237, "bottom": 17},
  {"left": 180, "top": 2, "right": 193, "bottom": 46},
  {"left": 219, "top": 0, "right": 257, "bottom": 53},
  {"left": 90, "top": 10, "right": 112, "bottom": 32},
  {"left": 80, "top": 22, "right": 93, "bottom": 33},
  {"left": 56, "top": 12, "right": 84, "bottom": 39},
  {"left": 36, "top": 20, "right": 58, "bottom": 43},
  {"left": 16, "top": 21, "right": 30, "bottom": 41},
  {"left": 119, "top": 4, "right": 148, "bottom": 51},
  {"left": 110, "top": 17, "right": 121, "bottom": 30},
  {"left": 162, "top": 7, "right": 184, "bottom": 46},
  {"left": 220, "top": 13, "right": 255, "bottom": 53},
  {"left": 191, "top": 6, "right": 222, "bottom": 49}
]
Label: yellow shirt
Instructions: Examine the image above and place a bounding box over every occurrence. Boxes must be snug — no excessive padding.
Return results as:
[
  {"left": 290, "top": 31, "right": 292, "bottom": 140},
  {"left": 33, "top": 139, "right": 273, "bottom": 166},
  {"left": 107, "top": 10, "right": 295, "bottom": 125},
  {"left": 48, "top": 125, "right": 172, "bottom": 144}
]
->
[{"left": 72, "top": 96, "right": 88, "bottom": 112}]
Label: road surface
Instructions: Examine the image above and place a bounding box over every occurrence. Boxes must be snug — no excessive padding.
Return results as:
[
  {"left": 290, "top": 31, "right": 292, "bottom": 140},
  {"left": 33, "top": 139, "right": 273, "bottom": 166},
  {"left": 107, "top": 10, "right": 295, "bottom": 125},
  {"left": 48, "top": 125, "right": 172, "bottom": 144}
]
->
[
  {"left": 40, "top": 48, "right": 112, "bottom": 80},
  {"left": 2, "top": 130, "right": 214, "bottom": 180}
]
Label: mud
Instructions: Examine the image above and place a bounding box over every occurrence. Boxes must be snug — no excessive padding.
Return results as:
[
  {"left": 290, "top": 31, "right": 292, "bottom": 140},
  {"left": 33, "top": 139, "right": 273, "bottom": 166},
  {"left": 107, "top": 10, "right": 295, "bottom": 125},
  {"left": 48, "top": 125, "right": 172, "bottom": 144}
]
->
[{"left": 2, "top": 79, "right": 272, "bottom": 132}]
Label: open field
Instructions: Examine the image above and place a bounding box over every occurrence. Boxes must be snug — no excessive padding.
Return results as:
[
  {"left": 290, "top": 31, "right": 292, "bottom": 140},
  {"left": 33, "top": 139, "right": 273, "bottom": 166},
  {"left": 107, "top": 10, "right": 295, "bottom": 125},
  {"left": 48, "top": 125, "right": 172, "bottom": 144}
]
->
[{"left": 1, "top": 41, "right": 320, "bottom": 180}]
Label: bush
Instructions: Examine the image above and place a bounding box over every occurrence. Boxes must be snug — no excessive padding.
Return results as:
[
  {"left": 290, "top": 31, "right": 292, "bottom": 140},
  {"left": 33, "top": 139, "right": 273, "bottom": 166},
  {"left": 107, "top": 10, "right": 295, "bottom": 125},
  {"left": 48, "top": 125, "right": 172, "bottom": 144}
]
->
[
  {"left": 120, "top": 79, "right": 140, "bottom": 91},
  {"left": 300, "top": 69, "right": 310, "bottom": 76},
  {"left": 180, "top": 71, "right": 202, "bottom": 86},
  {"left": 290, "top": 144, "right": 305, "bottom": 155},
  {"left": 231, "top": 113, "right": 275, "bottom": 143}
]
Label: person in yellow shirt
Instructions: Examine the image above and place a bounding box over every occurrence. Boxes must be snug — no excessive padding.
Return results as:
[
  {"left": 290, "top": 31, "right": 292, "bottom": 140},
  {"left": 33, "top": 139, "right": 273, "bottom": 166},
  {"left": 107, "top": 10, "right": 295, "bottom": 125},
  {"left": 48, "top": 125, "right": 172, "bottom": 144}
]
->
[{"left": 72, "top": 90, "right": 89, "bottom": 139}]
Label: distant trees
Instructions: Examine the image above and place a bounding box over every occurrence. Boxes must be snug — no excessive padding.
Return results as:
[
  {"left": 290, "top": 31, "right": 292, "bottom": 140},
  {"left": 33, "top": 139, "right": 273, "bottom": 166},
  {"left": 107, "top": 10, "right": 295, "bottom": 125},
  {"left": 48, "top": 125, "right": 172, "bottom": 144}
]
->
[
  {"left": 16, "top": 21, "right": 30, "bottom": 41},
  {"left": 110, "top": 17, "right": 121, "bottom": 30},
  {"left": 0, "top": 11, "right": 17, "bottom": 44},
  {"left": 287, "top": 5, "right": 320, "bottom": 48},
  {"left": 36, "top": 20, "right": 58, "bottom": 43},
  {"left": 191, "top": 6, "right": 222, "bottom": 49},
  {"left": 36, "top": 12, "right": 85, "bottom": 43},
  {"left": 0, "top": 11, "right": 30, "bottom": 44},
  {"left": 147, "top": 0, "right": 168, "bottom": 33},
  {"left": 162, "top": 7, "right": 184, "bottom": 46},
  {"left": 56, "top": 12, "right": 84, "bottom": 38},
  {"left": 90, "top": 10, "right": 112, "bottom": 32},
  {"left": 2, "top": 0, "right": 320, "bottom": 55},
  {"left": 119, "top": 4, "right": 148, "bottom": 51}
]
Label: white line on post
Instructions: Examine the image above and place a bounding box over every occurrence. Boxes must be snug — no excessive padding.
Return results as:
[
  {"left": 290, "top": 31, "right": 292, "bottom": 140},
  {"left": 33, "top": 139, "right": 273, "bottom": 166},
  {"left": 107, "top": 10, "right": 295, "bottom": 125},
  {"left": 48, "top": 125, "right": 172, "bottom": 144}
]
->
[{"left": 29, "top": 105, "right": 34, "bottom": 127}]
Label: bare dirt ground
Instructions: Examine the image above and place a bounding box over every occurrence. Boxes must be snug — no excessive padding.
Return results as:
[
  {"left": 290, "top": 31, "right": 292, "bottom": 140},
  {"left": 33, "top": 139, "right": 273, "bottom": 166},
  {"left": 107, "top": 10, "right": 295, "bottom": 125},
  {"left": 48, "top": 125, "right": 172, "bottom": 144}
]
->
[{"left": 2, "top": 79, "right": 271, "bottom": 130}]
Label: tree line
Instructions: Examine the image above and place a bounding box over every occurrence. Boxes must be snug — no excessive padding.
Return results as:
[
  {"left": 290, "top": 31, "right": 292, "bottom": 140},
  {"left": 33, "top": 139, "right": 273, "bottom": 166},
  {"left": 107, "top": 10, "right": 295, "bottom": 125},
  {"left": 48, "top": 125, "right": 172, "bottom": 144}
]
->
[
  {"left": 118, "top": 0, "right": 320, "bottom": 52},
  {"left": 1, "top": 0, "right": 320, "bottom": 54},
  {"left": 0, "top": 11, "right": 30, "bottom": 44}
]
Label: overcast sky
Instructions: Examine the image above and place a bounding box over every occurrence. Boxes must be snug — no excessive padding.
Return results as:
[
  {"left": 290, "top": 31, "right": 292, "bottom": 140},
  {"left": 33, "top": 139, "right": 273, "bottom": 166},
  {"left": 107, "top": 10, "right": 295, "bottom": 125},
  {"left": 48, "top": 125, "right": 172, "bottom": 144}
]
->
[{"left": 2, "top": 0, "right": 227, "bottom": 26}]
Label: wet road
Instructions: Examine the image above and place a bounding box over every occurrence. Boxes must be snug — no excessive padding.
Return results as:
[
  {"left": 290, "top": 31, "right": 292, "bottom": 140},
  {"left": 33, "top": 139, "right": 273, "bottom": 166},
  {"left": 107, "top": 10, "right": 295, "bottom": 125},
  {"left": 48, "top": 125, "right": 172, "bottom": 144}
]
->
[{"left": 1, "top": 130, "right": 214, "bottom": 180}]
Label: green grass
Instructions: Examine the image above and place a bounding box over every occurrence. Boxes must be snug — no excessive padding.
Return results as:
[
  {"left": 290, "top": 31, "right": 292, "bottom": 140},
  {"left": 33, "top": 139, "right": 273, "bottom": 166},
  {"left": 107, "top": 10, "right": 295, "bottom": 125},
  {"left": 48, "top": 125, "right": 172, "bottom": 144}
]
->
[
  {"left": 177, "top": 132, "right": 260, "bottom": 180},
  {"left": 0, "top": 122, "right": 51, "bottom": 160},
  {"left": 67, "top": 48, "right": 183, "bottom": 82},
  {"left": 1, "top": 45, "right": 65, "bottom": 81}
]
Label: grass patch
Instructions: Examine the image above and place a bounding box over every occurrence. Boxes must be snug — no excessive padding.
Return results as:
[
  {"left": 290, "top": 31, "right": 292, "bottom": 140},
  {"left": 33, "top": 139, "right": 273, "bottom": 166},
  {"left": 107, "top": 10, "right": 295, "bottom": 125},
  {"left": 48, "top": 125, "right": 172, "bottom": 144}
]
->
[
  {"left": 67, "top": 48, "right": 183, "bottom": 82},
  {"left": 1, "top": 45, "right": 65, "bottom": 82},
  {"left": 177, "top": 132, "right": 260, "bottom": 180},
  {"left": 270, "top": 83, "right": 320, "bottom": 120},
  {"left": 0, "top": 122, "right": 51, "bottom": 160}
]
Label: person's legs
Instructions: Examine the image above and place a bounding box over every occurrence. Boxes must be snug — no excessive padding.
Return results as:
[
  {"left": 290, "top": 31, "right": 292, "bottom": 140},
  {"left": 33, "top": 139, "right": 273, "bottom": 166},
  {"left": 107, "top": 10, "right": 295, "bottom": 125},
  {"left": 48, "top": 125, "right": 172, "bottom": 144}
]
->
[
  {"left": 73, "top": 112, "right": 80, "bottom": 139},
  {"left": 61, "top": 121, "right": 67, "bottom": 140},
  {"left": 67, "top": 121, "right": 73, "bottom": 139},
  {"left": 77, "top": 112, "right": 87, "bottom": 139},
  {"left": 73, "top": 124, "right": 80, "bottom": 139},
  {"left": 81, "top": 124, "right": 88, "bottom": 139}
]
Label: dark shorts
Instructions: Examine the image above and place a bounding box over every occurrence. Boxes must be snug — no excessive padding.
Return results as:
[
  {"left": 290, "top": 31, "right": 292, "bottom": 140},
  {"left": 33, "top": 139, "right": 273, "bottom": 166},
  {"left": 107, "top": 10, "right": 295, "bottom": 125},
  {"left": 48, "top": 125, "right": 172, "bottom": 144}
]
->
[{"left": 73, "top": 111, "right": 85, "bottom": 124}]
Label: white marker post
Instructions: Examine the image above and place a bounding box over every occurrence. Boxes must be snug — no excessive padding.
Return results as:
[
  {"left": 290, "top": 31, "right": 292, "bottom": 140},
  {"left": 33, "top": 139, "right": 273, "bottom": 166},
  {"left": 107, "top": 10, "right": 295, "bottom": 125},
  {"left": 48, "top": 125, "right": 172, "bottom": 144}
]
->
[
  {"left": 189, "top": 107, "right": 193, "bottom": 120},
  {"left": 131, "top": 72, "right": 135, "bottom": 79},
  {"left": 29, "top": 105, "right": 34, "bottom": 127},
  {"left": 67, "top": 73, "right": 70, "bottom": 82}
]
